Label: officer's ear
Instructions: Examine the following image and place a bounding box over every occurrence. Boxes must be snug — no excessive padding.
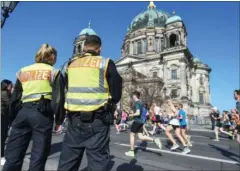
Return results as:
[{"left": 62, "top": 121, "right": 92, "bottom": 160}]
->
[{"left": 50, "top": 54, "right": 56, "bottom": 65}]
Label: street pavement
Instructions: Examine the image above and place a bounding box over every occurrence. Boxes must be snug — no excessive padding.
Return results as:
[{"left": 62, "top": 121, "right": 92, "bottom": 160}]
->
[{"left": 2, "top": 126, "right": 240, "bottom": 171}]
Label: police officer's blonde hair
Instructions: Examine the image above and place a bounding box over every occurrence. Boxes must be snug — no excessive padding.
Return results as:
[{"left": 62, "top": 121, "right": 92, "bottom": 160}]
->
[{"left": 35, "top": 43, "right": 57, "bottom": 65}]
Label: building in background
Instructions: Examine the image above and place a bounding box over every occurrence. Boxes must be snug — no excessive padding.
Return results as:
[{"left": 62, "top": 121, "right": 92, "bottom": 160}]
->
[{"left": 115, "top": 1, "right": 212, "bottom": 116}]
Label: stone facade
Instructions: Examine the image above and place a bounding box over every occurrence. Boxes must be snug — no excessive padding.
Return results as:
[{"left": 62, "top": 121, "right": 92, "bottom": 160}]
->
[{"left": 115, "top": 2, "right": 212, "bottom": 116}]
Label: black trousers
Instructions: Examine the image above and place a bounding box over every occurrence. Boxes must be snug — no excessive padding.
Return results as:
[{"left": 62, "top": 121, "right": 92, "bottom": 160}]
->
[
  {"left": 2, "top": 103, "right": 53, "bottom": 171},
  {"left": 211, "top": 119, "right": 215, "bottom": 130},
  {"left": 57, "top": 112, "right": 110, "bottom": 171},
  {"left": 1, "top": 113, "right": 9, "bottom": 157}
]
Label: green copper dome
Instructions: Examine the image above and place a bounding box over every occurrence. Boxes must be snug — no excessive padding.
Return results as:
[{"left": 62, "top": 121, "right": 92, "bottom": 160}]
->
[
  {"left": 165, "top": 15, "right": 182, "bottom": 25},
  {"left": 128, "top": 2, "right": 170, "bottom": 33},
  {"left": 79, "top": 21, "right": 97, "bottom": 36},
  {"left": 193, "top": 58, "right": 201, "bottom": 64}
]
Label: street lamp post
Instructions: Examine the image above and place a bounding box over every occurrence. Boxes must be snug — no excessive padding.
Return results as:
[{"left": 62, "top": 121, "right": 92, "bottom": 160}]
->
[{"left": 1, "top": 1, "right": 19, "bottom": 28}]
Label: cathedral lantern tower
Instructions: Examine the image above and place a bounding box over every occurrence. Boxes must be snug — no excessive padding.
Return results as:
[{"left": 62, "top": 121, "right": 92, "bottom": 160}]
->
[{"left": 72, "top": 21, "right": 97, "bottom": 57}]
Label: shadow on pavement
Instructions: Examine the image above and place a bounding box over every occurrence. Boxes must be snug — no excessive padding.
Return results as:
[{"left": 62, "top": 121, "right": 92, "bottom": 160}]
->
[
  {"left": 209, "top": 144, "right": 240, "bottom": 162},
  {"left": 80, "top": 155, "right": 115, "bottom": 171},
  {"left": 135, "top": 141, "right": 162, "bottom": 156},
  {"left": 116, "top": 159, "right": 144, "bottom": 171}
]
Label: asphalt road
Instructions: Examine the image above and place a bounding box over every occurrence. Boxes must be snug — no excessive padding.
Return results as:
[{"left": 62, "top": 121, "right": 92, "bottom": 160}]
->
[{"left": 2, "top": 126, "right": 240, "bottom": 171}]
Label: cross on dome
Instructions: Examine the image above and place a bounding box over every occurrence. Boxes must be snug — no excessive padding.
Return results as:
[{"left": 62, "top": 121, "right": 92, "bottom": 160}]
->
[
  {"left": 88, "top": 21, "right": 91, "bottom": 28},
  {"left": 148, "top": 1, "right": 156, "bottom": 9}
]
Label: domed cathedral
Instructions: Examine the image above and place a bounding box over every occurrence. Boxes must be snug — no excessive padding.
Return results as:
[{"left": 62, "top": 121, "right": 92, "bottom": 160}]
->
[
  {"left": 115, "top": 1, "right": 212, "bottom": 116},
  {"left": 72, "top": 21, "right": 97, "bottom": 57}
]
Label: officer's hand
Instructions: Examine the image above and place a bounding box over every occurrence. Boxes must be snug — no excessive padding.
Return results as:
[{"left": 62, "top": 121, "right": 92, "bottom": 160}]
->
[{"left": 54, "top": 125, "right": 62, "bottom": 134}]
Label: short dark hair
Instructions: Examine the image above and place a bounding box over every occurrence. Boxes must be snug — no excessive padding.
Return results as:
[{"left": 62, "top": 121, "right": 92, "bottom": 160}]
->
[
  {"left": 132, "top": 91, "right": 141, "bottom": 99},
  {"left": 234, "top": 89, "right": 240, "bottom": 95},
  {"left": 84, "top": 35, "right": 102, "bottom": 49}
]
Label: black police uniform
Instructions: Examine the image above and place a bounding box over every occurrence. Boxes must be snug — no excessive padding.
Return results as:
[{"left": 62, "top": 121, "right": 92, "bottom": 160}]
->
[
  {"left": 2, "top": 63, "right": 65, "bottom": 171},
  {"left": 57, "top": 51, "right": 122, "bottom": 171},
  {"left": 1, "top": 89, "right": 11, "bottom": 158}
]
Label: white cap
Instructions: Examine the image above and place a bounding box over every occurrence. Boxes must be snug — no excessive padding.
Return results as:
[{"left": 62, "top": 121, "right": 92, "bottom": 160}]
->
[{"left": 212, "top": 107, "right": 218, "bottom": 111}]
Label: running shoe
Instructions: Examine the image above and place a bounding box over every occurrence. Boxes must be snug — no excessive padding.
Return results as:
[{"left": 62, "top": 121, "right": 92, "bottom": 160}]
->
[
  {"left": 125, "top": 150, "right": 135, "bottom": 157},
  {"left": 181, "top": 147, "right": 191, "bottom": 154},
  {"left": 187, "top": 135, "right": 191, "bottom": 142},
  {"left": 187, "top": 141, "right": 193, "bottom": 147},
  {"left": 153, "top": 138, "right": 162, "bottom": 149},
  {"left": 1, "top": 157, "right": 6, "bottom": 166},
  {"left": 170, "top": 144, "right": 179, "bottom": 150},
  {"left": 213, "top": 139, "right": 219, "bottom": 141}
]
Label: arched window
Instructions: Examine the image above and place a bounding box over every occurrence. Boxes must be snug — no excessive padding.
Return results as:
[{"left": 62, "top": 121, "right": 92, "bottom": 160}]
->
[
  {"left": 78, "top": 44, "right": 82, "bottom": 54},
  {"left": 153, "top": 72, "right": 157, "bottom": 77},
  {"left": 169, "top": 34, "right": 177, "bottom": 47},
  {"left": 160, "top": 37, "right": 164, "bottom": 51},
  {"left": 171, "top": 89, "right": 178, "bottom": 98},
  {"left": 137, "top": 41, "right": 142, "bottom": 54},
  {"left": 171, "top": 69, "right": 177, "bottom": 80},
  {"left": 155, "top": 38, "right": 159, "bottom": 52},
  {"left": 145, "top": 39, "right": 148, "bottom": 53},
  {"left": 199, "top": 87, "right": 205, "bottom": 104}
]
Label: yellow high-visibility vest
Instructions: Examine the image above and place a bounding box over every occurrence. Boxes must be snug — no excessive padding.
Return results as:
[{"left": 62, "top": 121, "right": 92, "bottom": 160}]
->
[
  {"left": 64, "top": 53, "right": 110, "bottom": 112},
  {"left": 17, "top": 63, "right": 57, "bottom": 103}
]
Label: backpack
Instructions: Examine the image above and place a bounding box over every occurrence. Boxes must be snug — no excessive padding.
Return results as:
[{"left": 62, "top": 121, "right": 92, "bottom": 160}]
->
[{"left": 141, "top": 106, "right": 147, "bottom": 123}]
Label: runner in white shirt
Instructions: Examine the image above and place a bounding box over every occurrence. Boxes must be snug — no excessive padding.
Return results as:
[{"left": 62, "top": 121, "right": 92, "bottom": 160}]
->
[{"left": 149, "top": 103, "right": 166, "bottom": 135}]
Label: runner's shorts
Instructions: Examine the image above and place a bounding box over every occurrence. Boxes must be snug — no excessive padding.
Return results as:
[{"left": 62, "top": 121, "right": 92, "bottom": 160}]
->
[
  {"left": 131, "top": 121, "right": 143, "bottom": 133},
  {"left": 235, "top": 125, "right": 240, "bottom": 134},
  {"left": 216, "top": 122, "right": 222, "bottom": 128},
  {"left": 121, "top": 120, "right": 126, "bottom": 124},
  {"left": 180, "top": 125, "right": 187, "bottom": 129}
]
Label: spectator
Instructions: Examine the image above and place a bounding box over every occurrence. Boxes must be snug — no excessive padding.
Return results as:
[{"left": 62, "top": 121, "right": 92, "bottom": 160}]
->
[
  {"left": 1, "top": 79, "right": 13, "bottom": 165},
  {"left": 234, "top": 90, "right": 240, "bottom": 114},
  {"left": 210, "top": 107, "right": 218, "bottom": 130}
]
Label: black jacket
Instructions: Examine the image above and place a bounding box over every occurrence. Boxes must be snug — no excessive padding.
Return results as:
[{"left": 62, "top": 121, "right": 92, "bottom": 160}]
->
[{"left": 1, "top": 90, "right": 11, "bottom": 116}]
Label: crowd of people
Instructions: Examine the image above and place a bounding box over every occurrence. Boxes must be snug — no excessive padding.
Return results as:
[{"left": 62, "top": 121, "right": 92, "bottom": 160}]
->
[
  {"left": 114, "top": 91, "right": 192, "bottom": 156},
  {"left": 209, "top": 89, "right": 240, "bottom": 143},
  {"left": 113, "top": 89, "right": 240, "bottom": 157}
]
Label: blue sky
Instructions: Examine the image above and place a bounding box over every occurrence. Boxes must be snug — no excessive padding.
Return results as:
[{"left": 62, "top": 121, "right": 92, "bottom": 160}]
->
[{"left": 1, "top": 1, "right": 239, "bottom": 112}]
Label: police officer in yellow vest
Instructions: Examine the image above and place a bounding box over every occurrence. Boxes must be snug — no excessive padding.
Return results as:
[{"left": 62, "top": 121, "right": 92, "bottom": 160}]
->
[
  {"left": 57, "top": 35, "right": 122, "bottom": 171},
  {"left": 3, "top": 44, "right": 66, "bottom": 171}
]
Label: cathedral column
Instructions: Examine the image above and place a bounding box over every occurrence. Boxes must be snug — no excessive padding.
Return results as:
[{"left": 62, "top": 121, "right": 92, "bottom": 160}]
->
[
  {"left": 163, "top": 61, "right": 168, "bottom": 85},
  {"left": 205, "top": 75, "right": 210, "bottom": 103},
  {"left": 130, "top": 41, "right": 133, "bottom": 55},
  {"left": 180, "top": 58, "right": 187, "bottom": 97}
]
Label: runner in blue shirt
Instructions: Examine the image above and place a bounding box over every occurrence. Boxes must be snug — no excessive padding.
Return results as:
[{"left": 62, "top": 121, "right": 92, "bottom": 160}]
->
[{"left": 177, "top": 103, "right": 192, "bottom": 147}]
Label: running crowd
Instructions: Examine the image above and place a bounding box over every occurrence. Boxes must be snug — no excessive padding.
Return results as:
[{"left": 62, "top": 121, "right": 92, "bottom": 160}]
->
[{"left": 114, "top": 89, "right": 240, "bottom": 157}]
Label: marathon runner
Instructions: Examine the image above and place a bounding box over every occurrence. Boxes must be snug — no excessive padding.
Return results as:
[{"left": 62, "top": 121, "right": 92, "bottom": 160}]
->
[
  {"left": 213, "top": 111, "right": 233, "bottom": 141},
  {"left": 165, "top": 100, "right": 191, "bottom": 154},
  {"left": 119, "top": 110, "right": 128, "bottom": 131},
  {"left": 177, "top": 103, "right": 192, "bottom": 147},
  {"left": 125, "top": 91, "right": 162, "bottom": 157},
  {"left": 149, "top": 102, "right": 166, "bottom": 135},
  {"left": 232, "top": 109, "right": 240, "bottom": 144}
]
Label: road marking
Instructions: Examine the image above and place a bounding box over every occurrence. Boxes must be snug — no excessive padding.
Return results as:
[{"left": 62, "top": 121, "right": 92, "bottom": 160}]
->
[{"left": 114, "top": 143, "right": 240, "bottom": 165}]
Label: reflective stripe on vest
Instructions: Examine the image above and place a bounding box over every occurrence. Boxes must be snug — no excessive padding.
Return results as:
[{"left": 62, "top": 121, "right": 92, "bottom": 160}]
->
[
  {"left": 64, "top": 55, "right": 110, "bottom": 112},
  {"left": 21, "top": 92, "right": 52, "bottom": 101},
  {"left": 18, "top": 63, "right": 54, "bottom": 103}
]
